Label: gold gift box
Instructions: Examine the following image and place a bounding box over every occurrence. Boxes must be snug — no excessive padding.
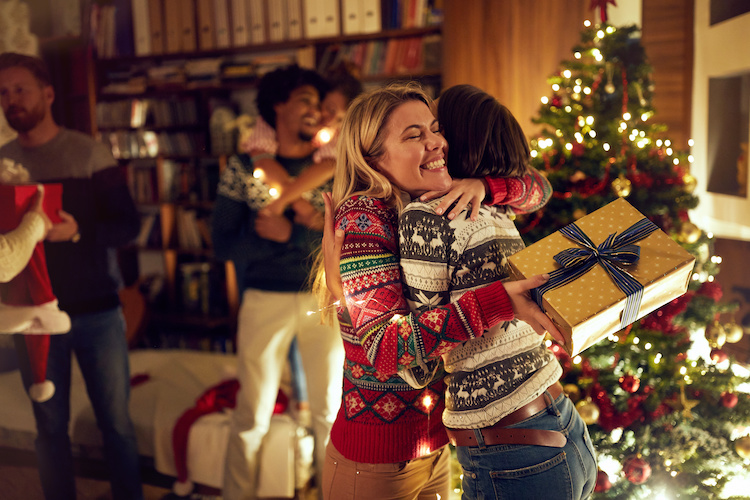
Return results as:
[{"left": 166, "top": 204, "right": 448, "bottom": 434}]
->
[{"left": 508, "top": 198, "right": 696, "bottom": 356}]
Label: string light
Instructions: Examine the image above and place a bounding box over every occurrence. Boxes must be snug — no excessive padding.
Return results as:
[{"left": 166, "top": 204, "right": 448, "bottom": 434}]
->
[
  {"left": 552, "top": 84, "right": 560, "bottom": 91},
  {"left": 253, "top": 168, "right": 264, "bottom": 179}
]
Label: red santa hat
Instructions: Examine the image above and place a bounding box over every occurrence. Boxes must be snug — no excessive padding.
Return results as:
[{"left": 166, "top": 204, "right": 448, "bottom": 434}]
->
[{"left": 0, "top": 160, "right": 70, "bottom": 402}]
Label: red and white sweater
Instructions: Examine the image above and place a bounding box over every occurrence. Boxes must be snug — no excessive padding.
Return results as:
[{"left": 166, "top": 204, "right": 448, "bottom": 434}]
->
[{"left": 329, "top": 195, "right": 513, "bottom": 464}]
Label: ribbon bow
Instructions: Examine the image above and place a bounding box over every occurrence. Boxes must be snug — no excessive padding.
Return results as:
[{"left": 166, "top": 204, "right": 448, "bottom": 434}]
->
[{"left": 532, "top": 217, "right": 658, "bottom": 329}]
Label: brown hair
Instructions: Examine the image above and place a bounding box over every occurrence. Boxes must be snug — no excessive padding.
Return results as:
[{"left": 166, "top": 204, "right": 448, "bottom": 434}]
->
[
  {"left": 437, "top": 84, "right": 530, "bottom": 178},
  {"left": 0, "top": 52, "right": 53, "bottom": 87}
]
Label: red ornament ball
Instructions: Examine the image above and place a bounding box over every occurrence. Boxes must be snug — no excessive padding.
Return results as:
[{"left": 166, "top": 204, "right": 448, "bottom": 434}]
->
[
  {"left": 711, "top": 348, "right": 728, "bottom": 363},
  {"left": 623, "top": 456, "right": 651, "bottom": 485},
  {"left": 721, "top": 392, "right": 739, "bottom": 408},
  {"left": 595, "top": 469, "right": 612, "bottom": 492},
  {"left": 619, "top": 374, "right": 640, "bottom": 393}
]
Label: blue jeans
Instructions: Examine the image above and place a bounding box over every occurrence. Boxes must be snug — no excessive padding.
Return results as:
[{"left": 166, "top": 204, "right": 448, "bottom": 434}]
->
[
  {"left": 15, "top": 307, "right": 144, "bottom": 500},
  {"left": 457, "top": 392, "right": 597, "bottom": 500}
]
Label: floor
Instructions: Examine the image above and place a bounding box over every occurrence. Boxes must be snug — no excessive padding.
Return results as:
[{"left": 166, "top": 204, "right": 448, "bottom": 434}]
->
[{"left": 0, "top": 464, "right": 319, "bottom": 500}]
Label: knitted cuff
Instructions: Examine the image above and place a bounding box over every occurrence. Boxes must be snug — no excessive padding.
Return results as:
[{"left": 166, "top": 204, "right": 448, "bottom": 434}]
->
[
  {"left": 473, "top": 281, "right": 514, "bottom": 329},
  {"left": 484, "top": 176, "right": 510, "bottom": 205}
]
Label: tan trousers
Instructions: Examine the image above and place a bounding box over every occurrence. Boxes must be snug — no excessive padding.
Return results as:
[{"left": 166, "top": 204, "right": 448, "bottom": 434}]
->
[{"left": 322, "top": 441, "right": 452, "bottom": 500}]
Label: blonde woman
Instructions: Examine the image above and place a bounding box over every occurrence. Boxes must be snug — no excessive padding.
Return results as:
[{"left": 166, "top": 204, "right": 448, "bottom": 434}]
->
[{"left": 316, "top": 82, "right": 557, "bottom": 500}]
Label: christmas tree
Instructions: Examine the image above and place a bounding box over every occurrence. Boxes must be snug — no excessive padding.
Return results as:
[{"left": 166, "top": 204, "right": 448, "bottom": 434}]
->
[{"left": 517, "top": 20, "right": 750, "bottom": 499}]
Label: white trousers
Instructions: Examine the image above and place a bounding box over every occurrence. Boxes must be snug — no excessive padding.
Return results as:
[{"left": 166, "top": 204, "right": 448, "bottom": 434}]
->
[{"left": 223, "top": 289, "right": 344, "bottom": 500}]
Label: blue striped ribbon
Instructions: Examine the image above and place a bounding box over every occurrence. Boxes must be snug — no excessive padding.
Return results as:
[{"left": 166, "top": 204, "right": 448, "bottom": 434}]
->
[{"left": 531, "top": 217, "right": 659, "bottom": 329}]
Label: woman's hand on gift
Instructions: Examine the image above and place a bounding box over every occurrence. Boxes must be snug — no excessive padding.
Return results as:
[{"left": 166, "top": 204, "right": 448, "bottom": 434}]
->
[
  {"left": 420, "top": 178, "right": 487, "bottom": 221},
  {"left": 503, "top": 274, "right": 566, "bottom": 345},
  {"left": 29, "top": 185, "right": 52, "bottom": 238}
]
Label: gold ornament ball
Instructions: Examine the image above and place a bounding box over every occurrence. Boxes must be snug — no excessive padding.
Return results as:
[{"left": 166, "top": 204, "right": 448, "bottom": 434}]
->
[
  {"left": 564, "top": 383, "right": 582, "bottom": 402},
  {"left": 724, "top": 322, "right": 744, "bottom": 344},
  {"left": 683, "top": 173, "right": 698, "bottom": 193},
  {"left": 576, "top": 399, "right": 600, "bottom": 425},
  {"left": 735, "top": 436, "right": 750, "bottom": 460},
  {"left": 705, "top": 322, "right": 727, "bottom": 349},
  {"left": 678, "top": 222, "right": 702, "bottom": 244},
  {"left": 611, "top": 175, "right": 632, "bottom": 198}
]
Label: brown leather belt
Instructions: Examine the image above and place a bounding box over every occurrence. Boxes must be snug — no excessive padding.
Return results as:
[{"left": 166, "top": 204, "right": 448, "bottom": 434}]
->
[{"left": 446, "top": 382, "right": 567, "bottom": 448}]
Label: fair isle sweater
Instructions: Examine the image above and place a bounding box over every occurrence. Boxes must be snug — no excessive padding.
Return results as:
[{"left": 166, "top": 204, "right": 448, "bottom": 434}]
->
[
  {"left": 399, "top": 201, "right": 562, "bottom": 430},
  {"left": 330, "top": 195, "right": 514, "bottom": 464}
]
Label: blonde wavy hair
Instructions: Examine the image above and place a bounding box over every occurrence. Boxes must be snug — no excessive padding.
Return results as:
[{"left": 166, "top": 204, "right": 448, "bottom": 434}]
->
[{"left": 311, "top": 81, "right": 434, "bottom": 321}]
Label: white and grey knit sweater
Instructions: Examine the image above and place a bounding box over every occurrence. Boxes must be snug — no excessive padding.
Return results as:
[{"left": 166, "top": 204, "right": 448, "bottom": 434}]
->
[{"left": 399, "top": 199, "right": 562, "bottom": 430}]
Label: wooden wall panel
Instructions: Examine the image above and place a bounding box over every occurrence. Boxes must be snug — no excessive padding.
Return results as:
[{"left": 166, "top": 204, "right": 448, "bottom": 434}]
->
[
  {"left": 442, "top": 0, "right": 590, "bottom": 137},
  {"left": 641, "top": 0, "right": 694, "bottom": 150}
]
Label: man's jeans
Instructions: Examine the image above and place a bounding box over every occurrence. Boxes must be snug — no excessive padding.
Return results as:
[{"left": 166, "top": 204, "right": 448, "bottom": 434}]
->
[{"left": 16, "top": 306, "right": 144, "bottom": 500}]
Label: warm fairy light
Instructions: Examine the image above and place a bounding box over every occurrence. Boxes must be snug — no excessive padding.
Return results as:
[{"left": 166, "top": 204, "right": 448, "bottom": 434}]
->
[
  {"left": 552, "top": 84, "right": 560, "bottom": 91},
  {"left": 673, "top": 158, "right": 680, "bottom": 165},
  {"left": 584, "top": 20, "right": 591, "bottom": 27},
  {"left": 637, "top": 139, "right": 648, "bottom": 148},
  {"left": 606, "top": 26, "right": 616, "bottom": 34},
  {"left": 555, "top": 129, "right": 563, "bottom": 137},
  {"left": 680, "top": 366, "right": 687, "bottom": 375},
  {"left": 688, "top": 154, "right": 694, "bottom": 163},
  {"left": 641, "top": 113, "right": 650, "bottom": 121},
  {"left": 656, "top": 139, "right": 663, "bottom": 147},
  {"left": 565, "top": 143, "right": 573, "bottom": 151},
  {"left": 711, "top": 255, "right": 723, "bottom": 264},
  {"left": 633, "top": 337, "right": 640, "bottom": 345},
  {"left": 665, "top": 140, "right": 672, "bottom": 146},
  {"left": 623, "top": 112, "right": 631, "bottom": 120},
  {"left": 253, "top": 168, "right": 264, "bottom": 179},
  {"left": 583, "top": 86, "right": 592, "bottom": 94},
  {"left": 268, "top": 187, "right": 279, "bottom": 198},
  {"left": 317, "top": 127, "right": 333, "bottom": 145},
  {"left": 596, "top": 29, "right": 605, "bottom": 38},
  {"left": 573, "top": 85, "right": 582, "bottom": 93},
  {"left": 530, "top": 150, "right": 538, "bottom": 158},
  {"left": 654, "top": 353, "right": 663, "bottom": 364},
  {"left": 708, "top": 275, "right": 715, "bottom": 282},
  {"left": 666, "top": 148, "right": 673, "bottom": 155},
  {"left": 603, "top": 143, "right": 610, "bottom": 151},
  {"left": 541, "top": 96, "right": 549, "bottom": 104},
  {"left": 565, "top": 106, "right": 572, "bottom": 112},
  {"left": 586, "top": 116, "right": 594, "bottom": 125},
  {"left": 707, "top": 232, "right": 714, "bottom": 238},
  {"left": 645, "top": 343, "right": 652, "bottom": 350},
  {"left": 688, "top": 139, "right": 695, "bottom": 147},
  {"left": 692, "top": 272, "right": 700, "bottom": 281},
  {"left": 563, "top": 69, "right": 572, "bottom": 78},
  {"left": 575, "top": 52, "right": 582, "bottom": 59},
  {"left": 578, "top": 116, "right": 585, "bottom": 127},
  {"left": 575, "top": 132, "right": 584, "bottom": 143},
  {"left": 589, "top": 130, "right": 597, "bottom": 138},
  {"left": 575, "top": 78, "right": 582, "bottom": 85},
  {"left": 423, "top": 395, "right": 433, "bottom": 409},
  {"left": 573, "top": 355, "right": 583, "bottom": 364}
]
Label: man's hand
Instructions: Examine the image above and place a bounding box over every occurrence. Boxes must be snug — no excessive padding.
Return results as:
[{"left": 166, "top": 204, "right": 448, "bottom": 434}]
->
[
  {"left": 46, "top": 210, "right": 79, "bottom": 242},
  {"left": 322, "top": 192, "right": 344, "bottom": 302},
  {"left": 28, "top": 186, "right": 52, "bottom": 238},
  {"left": 502, "top": 274, "right": 566, "bottom": 345},
  {"left": 254, "top": 212, "right": 292, "bottom": 243},
  {"left": 420, "top": 178, "right": 488, "bottom": 221}
]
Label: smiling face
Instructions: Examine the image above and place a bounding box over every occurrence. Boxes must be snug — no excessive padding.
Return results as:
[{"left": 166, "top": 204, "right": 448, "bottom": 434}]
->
[
  {"left": 0, "top": 66, "right": 52, "bottom": 133},
  {"left": 374, "top": 100, "right": 451, "bottom": 199},
  {"left": 274, "top": 84, "right": 322, "bottom": 142}
]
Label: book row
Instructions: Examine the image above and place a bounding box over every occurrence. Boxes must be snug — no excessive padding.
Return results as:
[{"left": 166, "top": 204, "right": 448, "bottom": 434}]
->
[{"left": 94, "top": 0, "right": 441, "bottom": 59}]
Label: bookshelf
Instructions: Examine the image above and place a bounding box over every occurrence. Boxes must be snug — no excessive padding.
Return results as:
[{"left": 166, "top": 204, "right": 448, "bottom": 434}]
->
[{"left": 86, "top": 0, "right": 444, "bottom": 351}]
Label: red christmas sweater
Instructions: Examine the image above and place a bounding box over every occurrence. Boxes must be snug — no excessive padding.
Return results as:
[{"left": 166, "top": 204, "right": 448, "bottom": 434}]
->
[{"left": 329, "top": 195, "right": 514, "bottom": 464}]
